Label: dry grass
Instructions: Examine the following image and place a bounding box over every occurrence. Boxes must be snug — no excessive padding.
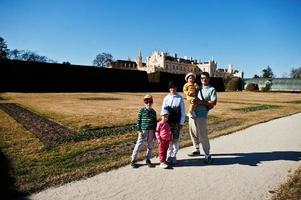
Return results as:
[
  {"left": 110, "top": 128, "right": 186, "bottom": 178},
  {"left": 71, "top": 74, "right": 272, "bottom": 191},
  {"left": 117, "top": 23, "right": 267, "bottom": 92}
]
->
[
  {"left": 2, "top": 91, "right": 301, "bottom": 131},
  {"left": 0, "top": 93, "right": 166, "bottom": 130},
  {"left": 271, "top": 166, "right": 301, "bottom": 200},
  {"left": 1, "top": 91, "right": 301, "bottom": 196}
]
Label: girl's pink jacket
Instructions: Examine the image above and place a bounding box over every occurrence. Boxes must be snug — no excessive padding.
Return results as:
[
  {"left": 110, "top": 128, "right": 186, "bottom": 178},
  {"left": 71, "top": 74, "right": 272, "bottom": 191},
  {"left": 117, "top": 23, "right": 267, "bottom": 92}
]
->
[{"left": 155, "top": 120, "right": 172, "bottom": 141}]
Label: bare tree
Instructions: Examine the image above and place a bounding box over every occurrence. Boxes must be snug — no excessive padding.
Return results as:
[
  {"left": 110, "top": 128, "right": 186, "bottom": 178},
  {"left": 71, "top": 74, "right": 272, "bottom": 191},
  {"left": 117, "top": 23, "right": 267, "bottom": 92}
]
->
[
  {"left": 0, "top": 37, "right": 9, "bottom": 60},
  {"left": 93, "top": 52, "right": 113, "bottom": 67},
  {"left": 290, "top": 67, "right": 301, "bottom": 79},
  {"left": 8, "top": 49, "right": 56, "bottom": 63}
]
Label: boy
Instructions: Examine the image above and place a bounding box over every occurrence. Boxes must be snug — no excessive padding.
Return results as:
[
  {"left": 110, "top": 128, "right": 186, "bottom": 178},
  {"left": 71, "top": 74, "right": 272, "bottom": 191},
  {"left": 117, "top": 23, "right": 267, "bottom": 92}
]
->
[{"left": 131, "top": 95, "right": 157, "bottom": 168}]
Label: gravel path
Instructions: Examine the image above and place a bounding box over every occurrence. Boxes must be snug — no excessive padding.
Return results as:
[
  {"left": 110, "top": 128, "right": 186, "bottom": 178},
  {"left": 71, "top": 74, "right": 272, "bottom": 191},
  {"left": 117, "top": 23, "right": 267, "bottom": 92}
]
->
[{"left": 30, "top": 113, "right": 301, "bottom": 200}]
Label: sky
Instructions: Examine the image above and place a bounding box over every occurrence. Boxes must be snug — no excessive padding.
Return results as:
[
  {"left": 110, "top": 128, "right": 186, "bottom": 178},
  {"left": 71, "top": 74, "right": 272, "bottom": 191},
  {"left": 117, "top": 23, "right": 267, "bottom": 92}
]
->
[{"left": 1, "top": 0, "right": 301, "bottom": 78}]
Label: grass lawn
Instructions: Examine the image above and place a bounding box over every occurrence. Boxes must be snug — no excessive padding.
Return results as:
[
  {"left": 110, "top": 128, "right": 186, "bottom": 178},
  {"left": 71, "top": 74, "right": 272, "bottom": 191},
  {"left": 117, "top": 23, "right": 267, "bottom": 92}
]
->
[{"left": 0, "top": 91, "right": 301, "bottom": 197}]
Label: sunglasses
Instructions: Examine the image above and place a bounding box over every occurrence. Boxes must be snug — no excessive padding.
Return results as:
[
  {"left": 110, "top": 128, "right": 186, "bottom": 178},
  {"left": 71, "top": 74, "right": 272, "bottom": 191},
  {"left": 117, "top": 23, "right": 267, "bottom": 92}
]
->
[
  {"left": 201, "top": 77, "right": 208, "bottom": 80},
  {"left": 144, "top": 100, "right": 153, "bottom": 104}
]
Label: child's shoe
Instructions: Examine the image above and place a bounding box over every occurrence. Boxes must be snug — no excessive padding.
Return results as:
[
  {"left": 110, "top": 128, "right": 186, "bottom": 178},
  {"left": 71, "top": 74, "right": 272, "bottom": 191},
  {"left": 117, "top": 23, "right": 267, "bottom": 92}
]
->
[
  {"left": 160, "top": 162, "right": 168, "bottom": 169},
  {"left": 131, "top": 160, "right": 138, "bottom": 168},
  {"left": 146, "top": 159, "right": 154, "bottom": 168},
  {"left": 188, "top": 149, "right": 200, "bottom": 156}
]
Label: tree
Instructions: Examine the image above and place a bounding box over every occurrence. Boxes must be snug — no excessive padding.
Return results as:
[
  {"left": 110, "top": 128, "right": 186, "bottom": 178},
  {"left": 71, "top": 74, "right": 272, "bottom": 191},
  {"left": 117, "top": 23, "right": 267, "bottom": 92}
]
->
[
  {"left": 253, "top": 74, "right": 260, "bottom": 79},
  {"left": 8, "top": 49, "right": 56, "bottom": 63},
  {"left": 93, "top": 52, "right": 113, "bottom": 67},
  {"left": 8, "top": 49, "right": 22, "bottom": 60},
  {"left": 262, "top": 66, "right": 274, "bottom": 78},
  {"left": 0, "top": 37, "right": 9, "bottom": 60},
  {"left": 290, "top": 67, "right": 301, "bottom": 78},
  {"left": 62, "top": 61, "right": 71, "bottom": 65},
  {"left": 21, "top": 50, "right": 48, "bottom": 62}
]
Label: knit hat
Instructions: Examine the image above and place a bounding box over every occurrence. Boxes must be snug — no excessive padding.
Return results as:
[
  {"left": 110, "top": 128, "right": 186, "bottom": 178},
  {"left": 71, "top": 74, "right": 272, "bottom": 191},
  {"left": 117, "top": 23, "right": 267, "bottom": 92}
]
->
[
  {"left": 160, "top": 109, "right": 169, "bottom": 116},
  {"left": 143, "top": 94, "right": 153, "bottom": 100},
  {"left": 185, "top": 72, "right": 196, "bottom": 81}
]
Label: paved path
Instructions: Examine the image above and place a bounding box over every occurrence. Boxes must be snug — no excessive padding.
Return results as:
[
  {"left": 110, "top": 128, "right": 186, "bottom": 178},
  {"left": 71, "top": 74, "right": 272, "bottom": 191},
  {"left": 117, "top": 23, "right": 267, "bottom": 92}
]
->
[{"left": 30, "top": 113, "right": 301, "bottom": 200}]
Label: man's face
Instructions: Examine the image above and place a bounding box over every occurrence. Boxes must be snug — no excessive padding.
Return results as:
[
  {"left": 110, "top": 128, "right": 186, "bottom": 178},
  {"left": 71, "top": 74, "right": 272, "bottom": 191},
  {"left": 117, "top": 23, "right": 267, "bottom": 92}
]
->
[{"left": 201, "top": 75, "right": 209, "bottom": 86}]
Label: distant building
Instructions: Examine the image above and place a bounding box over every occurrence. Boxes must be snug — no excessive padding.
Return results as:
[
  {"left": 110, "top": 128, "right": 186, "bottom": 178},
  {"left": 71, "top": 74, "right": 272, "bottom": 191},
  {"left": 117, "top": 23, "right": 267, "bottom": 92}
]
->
[
  {"left": 215, "top": 64, "right": 244, "bottom": 79},
  {"left": 140, "top": 51, "right": 221, "bottom": 76},
  {"left": 197, "top": 60, "right": 218, "bottom": 77},
  {"left": 109, "top": 50, "right": 243, "bottom": 79},
  {"left": 141, "top": 51, "right": 200, "bottom": 75},
  {"left": 107, "top": 59, "right": 138, "bottom": 71}
]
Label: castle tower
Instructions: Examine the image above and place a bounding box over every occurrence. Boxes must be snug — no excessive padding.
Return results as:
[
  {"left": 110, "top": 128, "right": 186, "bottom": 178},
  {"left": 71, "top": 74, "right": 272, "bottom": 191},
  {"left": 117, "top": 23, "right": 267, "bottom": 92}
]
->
[
  {"left": 227, "top": 64, "right": 233, "bottom": 73},
  {"left": 137, "top": 50, "right": 143, "bottom": 67}
]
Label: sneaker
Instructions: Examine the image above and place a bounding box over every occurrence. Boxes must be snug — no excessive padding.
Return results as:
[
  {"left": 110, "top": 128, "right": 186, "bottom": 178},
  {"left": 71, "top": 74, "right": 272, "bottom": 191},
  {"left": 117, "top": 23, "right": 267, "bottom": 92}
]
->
[
  {"left": 188, "top": 149, "right": 200, "bottom": 157},
  {"left": 131, "top": 160, "right": 138, "bottom": 168},
  {"left": 159, "top": 162, "right": 168, "bottom": 169},
  {"left": 203, "top": 155, "right": 213, "bottom": 164},
  {"left": 146, "top": 159, "right": 154, "bottom": 168}
]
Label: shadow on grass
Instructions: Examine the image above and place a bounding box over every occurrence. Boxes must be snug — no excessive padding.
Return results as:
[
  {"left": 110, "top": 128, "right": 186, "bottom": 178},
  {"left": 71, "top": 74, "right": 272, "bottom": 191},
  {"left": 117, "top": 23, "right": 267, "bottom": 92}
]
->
[
  {"left": 0, "top": 150, "right": 29, "bottom": 200},
  {"left": 176, "top": 151, "right": 301, "bottom": 167}
]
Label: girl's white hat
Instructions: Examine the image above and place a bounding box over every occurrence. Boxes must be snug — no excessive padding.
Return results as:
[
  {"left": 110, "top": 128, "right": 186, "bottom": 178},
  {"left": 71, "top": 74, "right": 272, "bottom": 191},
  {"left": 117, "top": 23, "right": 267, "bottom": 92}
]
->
[{"left": 185, "top": 72, "right": 196, "bottom": 81}]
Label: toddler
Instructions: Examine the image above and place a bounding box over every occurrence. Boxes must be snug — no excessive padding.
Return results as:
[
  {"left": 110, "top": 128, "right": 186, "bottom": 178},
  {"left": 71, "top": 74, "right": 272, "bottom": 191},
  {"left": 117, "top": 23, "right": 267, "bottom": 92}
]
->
[
  {"left": 156, "top": 109, "right": 172, "bottom": 169},
  {"left": 183, "top": 72, "right": 198, "bottom": 118}
]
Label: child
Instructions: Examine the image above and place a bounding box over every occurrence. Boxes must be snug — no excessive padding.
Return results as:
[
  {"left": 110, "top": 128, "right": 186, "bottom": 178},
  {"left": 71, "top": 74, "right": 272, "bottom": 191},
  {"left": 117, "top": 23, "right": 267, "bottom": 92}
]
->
[
  {"left": 156, "top": 109, "right": 172, "bottom": 169},
  {"left": 131, "top": 95, "right": 157, "bottom": 168},
  {"left": 183, "top": 72, "right": 198, "bottom": 118}
]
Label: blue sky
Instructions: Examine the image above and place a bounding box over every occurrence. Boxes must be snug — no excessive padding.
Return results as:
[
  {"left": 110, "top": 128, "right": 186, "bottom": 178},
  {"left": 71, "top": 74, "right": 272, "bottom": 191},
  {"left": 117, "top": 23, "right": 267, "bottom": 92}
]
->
[{"left": 1, "top": 0, "right": 301, "bottom": 78}]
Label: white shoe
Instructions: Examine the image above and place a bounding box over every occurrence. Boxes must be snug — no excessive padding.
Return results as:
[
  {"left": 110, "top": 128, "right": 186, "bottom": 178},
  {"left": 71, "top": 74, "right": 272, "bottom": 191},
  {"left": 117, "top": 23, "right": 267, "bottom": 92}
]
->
[{"left": 160, "top": 163, "right": 168, "bottom": 169}]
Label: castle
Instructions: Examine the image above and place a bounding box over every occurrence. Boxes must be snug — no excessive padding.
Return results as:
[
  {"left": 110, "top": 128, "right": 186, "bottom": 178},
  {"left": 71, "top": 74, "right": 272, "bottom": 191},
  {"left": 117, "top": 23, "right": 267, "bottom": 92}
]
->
[{"left": 108, "top": 51, "right": 243, "bottom": 79}]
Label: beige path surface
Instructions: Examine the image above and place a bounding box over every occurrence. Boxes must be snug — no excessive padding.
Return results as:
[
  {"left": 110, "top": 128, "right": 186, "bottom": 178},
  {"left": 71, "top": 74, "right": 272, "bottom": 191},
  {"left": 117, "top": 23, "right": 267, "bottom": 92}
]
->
[{"left": 30, "top": 113, "right": 301, "bottom": 200}]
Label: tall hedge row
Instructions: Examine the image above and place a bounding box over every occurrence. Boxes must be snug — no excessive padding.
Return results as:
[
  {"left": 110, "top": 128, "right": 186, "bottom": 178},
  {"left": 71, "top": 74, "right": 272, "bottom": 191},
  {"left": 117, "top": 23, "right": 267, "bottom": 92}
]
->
[{"left": 0, "top": 60, "right": 225, "bottom": 92}]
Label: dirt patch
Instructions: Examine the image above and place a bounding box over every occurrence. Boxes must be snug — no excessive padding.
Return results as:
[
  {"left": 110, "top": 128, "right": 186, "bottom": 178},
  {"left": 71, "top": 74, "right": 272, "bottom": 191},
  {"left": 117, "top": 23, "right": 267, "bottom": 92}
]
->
[{"left": 0, "top": 103, "right": 75, "bottom": 147}]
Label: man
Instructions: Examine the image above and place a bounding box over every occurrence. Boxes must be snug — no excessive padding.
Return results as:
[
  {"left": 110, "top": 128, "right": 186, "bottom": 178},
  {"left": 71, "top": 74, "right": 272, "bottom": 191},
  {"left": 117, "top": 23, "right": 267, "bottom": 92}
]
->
[
  {"left": 161, "top": 81, "right": 186, "bottom": 165},
  {"left": 189, "top": 72, "right": 217, "bottom": 164}
]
